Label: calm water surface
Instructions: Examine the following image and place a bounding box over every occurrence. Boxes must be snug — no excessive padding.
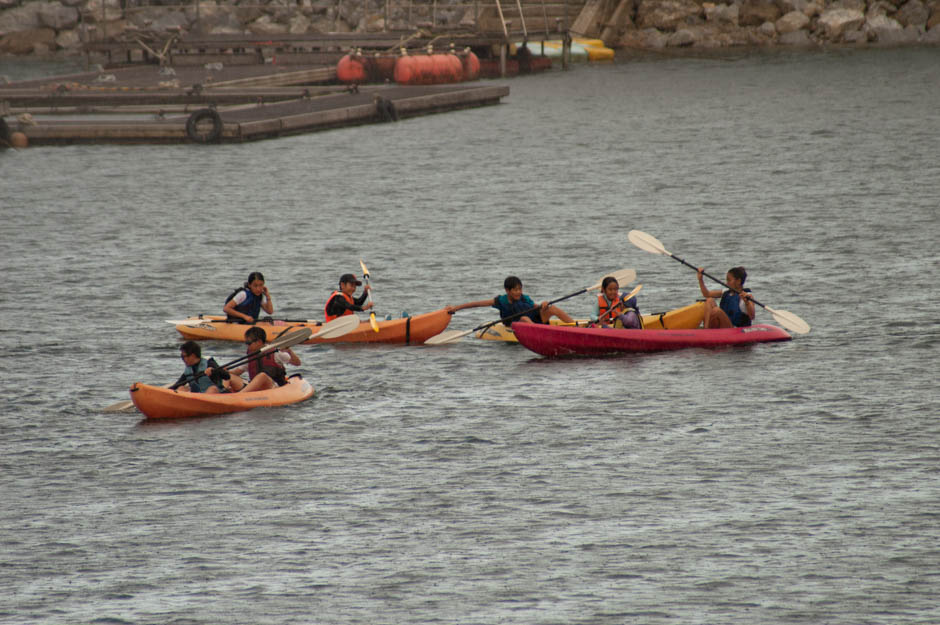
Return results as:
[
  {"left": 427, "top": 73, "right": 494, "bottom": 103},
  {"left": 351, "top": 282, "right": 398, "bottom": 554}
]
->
[{"left": 1, "top": 48, "right": 939, "bottom": 624}]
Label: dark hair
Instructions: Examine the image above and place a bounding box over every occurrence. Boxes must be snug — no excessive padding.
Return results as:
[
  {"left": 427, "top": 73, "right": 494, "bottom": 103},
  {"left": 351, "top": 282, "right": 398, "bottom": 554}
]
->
[
  {"left": 244, "top": 271, "right": 265, "bottom": 288},
  {"left": 601, "top": 276, "right": 619, "bottom": 290},
  {"left": 180, "top": 340, "right": 201, "bottom": 358},
  {"left": 244, "top": 326, "right": 268, "bottom": 344},
  {"left": 728, "top": 266, "right": 747, "bottom": 285},
  {"left": 503, "top": 276, "right": 522, "bottom": 291}
]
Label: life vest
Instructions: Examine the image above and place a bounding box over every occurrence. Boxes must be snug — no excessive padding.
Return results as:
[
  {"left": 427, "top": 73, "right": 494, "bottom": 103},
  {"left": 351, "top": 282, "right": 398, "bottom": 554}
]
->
[
  {"left": 246, "top": 350, "right": 288, "bottom": 386},
  {"left": 225, "top": 287, "right": 263, "bottom": 320},
  {"left": 324, "top": 290, "right": 355, "bottom": 322},
  {"left": 597, "top": 292, "right": 626, "bottom": 322},
  {"left": 183, "top": 358, "right": 224, "bottom": 393},
  {"left": 719, "top": 289, "right": 752, "bottom": 327},
  {"left": 494, "top": 293, "right": 538, "bottom": 325}
]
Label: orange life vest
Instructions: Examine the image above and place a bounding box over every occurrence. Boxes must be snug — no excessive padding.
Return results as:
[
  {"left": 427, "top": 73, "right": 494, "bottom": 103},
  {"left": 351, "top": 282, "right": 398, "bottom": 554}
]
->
[
  {"left": 597, "top": 292, "right": 626, "bottom": 322},
  {"left": 324, "top": 290, "right": 355, "bottom": 322}
]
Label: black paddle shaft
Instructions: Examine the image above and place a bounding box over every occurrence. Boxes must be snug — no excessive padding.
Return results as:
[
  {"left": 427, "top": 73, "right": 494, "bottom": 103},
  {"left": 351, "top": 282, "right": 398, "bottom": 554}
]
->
[
  {"left": 473, "top": 287, "right": 589, "bottom": 333},
  {"left": 668, "top": 253, "right": 767, "bottom": 310}
]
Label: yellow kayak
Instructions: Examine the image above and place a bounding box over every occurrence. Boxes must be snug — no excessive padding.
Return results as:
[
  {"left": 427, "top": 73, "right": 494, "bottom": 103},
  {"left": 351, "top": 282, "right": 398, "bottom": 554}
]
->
[
  {"left": 476, "top": 301, "right": 705, "bottom": 342},
  {"left": 514, "top": 38, "right": 615, "bottom": 62}
]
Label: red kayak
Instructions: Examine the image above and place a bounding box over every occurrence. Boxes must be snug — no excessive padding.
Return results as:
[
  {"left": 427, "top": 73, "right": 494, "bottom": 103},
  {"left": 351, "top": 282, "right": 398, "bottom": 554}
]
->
[{"left": 512, "top": 323, "right": 792, "bottom": 357}]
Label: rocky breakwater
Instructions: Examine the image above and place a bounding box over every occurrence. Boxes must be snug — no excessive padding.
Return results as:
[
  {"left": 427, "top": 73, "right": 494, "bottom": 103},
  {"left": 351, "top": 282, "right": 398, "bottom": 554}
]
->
[
  {"left": 0, "top": 0, "right": 939, "bottom": 58},
  {"left": 616, "top": 0, "right": 940, "bottom": 48}
]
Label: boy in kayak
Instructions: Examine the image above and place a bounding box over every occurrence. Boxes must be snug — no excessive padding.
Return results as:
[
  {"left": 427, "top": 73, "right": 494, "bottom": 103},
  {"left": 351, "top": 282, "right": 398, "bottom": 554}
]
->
[
  {"left": 232, "top": 327, "right": 301, "bottom": 392},
  {"left": 223, "top": 271, "right": 275, "bottom": 323},
  {"left": 697, "top": 266, "right": 755, "bottom": 328},
  {"left": 595, "top": 276, "right": 641, "bottom": 329},
  {"left": 447, "top": 276, "right": 575, "bottom": 326},
  {"left": 177, "top": 341, "right": 244, "bottom": 394},
  {"left": 324, "top": 273, "right": 373, "bottom": 322}
]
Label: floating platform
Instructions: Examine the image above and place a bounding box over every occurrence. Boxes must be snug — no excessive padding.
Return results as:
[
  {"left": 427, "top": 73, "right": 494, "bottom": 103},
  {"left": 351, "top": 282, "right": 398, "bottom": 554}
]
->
[{"left": 4, "top": 83, "right": 508, "bottom": 145}]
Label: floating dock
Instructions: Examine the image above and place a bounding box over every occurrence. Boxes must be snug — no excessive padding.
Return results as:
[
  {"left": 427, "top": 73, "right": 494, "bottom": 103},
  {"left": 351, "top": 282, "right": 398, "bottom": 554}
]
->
[{"left": 0, "top": 61, "right": 509, "bottom": 146}]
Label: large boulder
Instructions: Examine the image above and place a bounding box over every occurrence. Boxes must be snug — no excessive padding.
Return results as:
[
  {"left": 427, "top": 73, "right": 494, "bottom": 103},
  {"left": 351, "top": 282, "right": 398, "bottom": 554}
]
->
[
  {"left": 248, "top": 15, "right": 289, "bottom": 36},
  {"left": 776, "top": 10, "right": 810, "bottom": 32},
  {"left": 0, "top": 3, "right": 44, "bottom": 35},
  {"left": 704, "top": 3, "right": 740, "bottom": 26},
  {"left": 38, "top": 4, "right": 80, "bottom": 30},
  {"left": 636, "top": 0, "right": 704, "bottom": 30},
  {"left": 928, "top": 0, "right": 940, "bottom": 28},
  {"left": 619, "top": 26, "right": 670, "bottom": 48},
  {"left": 82, "top": 0, "right": 124, "bottom": 23},
  {"left": 866, "top": 12, "right": 905, "bottom": 40},
  {"left": 739, "top": 0, "right": 782, "bottom": 26},
  {"left": 895, "top": 0, "right": 929, "bottom": 26},
  {"left": 0, "top": 27, "right": 57, "bottom": 54},
  {"left": 817, "top": 8, "right": 865, "bottom": 38}
]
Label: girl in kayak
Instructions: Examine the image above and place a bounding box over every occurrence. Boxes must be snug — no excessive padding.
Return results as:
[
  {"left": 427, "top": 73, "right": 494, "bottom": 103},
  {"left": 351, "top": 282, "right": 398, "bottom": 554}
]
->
[
  {"left": 223, "top": 271, "right": 274, "bottom": 323},
  {"left": 697, "top": 266, "right": 755, "bottom": 328},
  {"left": 324, "top": 273, "right": 373, "bottom": 322},
  {"left": 232, "top": 327, "right": 301, "bottom": 393},
  {"left": 176, "top": 341, "right": 244, "bottom": 393},
  {"left": 595, "top": 276, "right": 641, "bottom": 329},
  {"left": 447, "top": 275, "right": 575, "bottom": 326}
]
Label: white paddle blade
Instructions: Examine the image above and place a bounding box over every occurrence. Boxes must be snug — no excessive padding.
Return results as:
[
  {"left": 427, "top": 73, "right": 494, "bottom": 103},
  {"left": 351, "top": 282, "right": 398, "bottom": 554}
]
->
[
  {"left": 312, "top": 315, "right": 361, "bottom": 339},
  {"left": 267, "top": 327, "right": 314, "bottom": 350},
  {"left": 769, "top": 308, "right": 811, "bottom": 335},
  {"left": 424, "top": 329, "right": 472, "bottom": 345},
  {"left": 589, "top": 268, "right": 637, "bottom": 291},
  {"left": 628, "top": 230, "right": 670, "bottom": 256},
  {"left": 624, "top": 283, "right": 643, "bottom": 300},
  {"left": 103, "top": 400, "right": 136, "bottom": 413}
]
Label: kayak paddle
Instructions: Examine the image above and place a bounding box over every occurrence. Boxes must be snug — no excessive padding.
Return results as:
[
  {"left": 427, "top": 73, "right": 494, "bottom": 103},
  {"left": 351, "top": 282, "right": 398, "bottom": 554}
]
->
[
  {"left": 425, "top": 268, "right": 637, "bottom": 345},
  {"left": 103, "top": 327, "right": 313, "bottom": 413},
  {"left": 359, "top": 259, "right": 380, "bottom": 333},
  {"left": 627, "top": 229, "right": 810, "bottom": 335}
]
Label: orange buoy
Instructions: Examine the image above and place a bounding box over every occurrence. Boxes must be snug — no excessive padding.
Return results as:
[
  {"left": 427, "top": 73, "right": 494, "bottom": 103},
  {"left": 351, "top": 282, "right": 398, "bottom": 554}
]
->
[
  {"left": 10, "top": 132, "right": 28, "bottom": 148},
  {"left": 337, "top": 52, "right": 366, "bottom": 84},
  {"left": 431, "top": 54, "right": 455, "bottom": 83},
  {"left": 393, "top": 52, "right": 417, "bottom": 85},
  {"left": 461, "top": 49, "right": 481, "bottom": 81},
  {"left": 448, "top": 53, "right": 465, "bottom": 82}
]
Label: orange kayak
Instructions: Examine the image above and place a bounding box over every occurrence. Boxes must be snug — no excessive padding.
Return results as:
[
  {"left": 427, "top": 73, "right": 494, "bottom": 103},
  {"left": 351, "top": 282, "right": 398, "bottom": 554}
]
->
[
  {"left": 173, "top": 308, "right": 453, "bottom": 345},
  {"left": 129, "top": 376, "right": 315, "bottom": 419}
]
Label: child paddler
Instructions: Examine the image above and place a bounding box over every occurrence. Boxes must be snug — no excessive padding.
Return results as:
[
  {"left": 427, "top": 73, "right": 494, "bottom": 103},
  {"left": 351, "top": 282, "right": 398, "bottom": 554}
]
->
[
  {"left": 447, "top": 275, "right": 575, "bottom": 326},
  {"left": 697, "top": 266, "right": 755, "bottom": 328},
  {"left": 223, "top": 271, "right": 274, "bottom": 323},
  {"left": 177, "top": 341, "right": 243, "bottom": 393},
  {"left": 231, "top": 327, "right": 301, "bottom": 393},
  {"left": 324, "top": 273, "right": 373, "bottom": 322},
  {"left": 595, "top": 276, "right": 641, "bottom": 329}
]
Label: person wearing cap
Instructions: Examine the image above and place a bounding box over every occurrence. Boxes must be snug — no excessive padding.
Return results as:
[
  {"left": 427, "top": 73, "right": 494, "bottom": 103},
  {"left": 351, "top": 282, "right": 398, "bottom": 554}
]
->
[{"left": 324, "top": 273, "right": 373, "bottom": 322}]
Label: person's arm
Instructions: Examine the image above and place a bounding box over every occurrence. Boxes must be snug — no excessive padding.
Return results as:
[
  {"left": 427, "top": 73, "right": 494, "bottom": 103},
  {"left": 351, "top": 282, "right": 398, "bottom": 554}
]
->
[
  {"left": 260, "top": 285, "right": 274, "bottom": 315},
  {"left": 353, "top": 292, "right": 372, "bottom": 309},
  {"left": 697, "top": 268, "right": 722, "bottom": 299},
  {"left": 446, "top": 297, "right": 497, "bottom": 314},
  {"left": 741, "top": 290, "right": 756, "bottom": 320}
]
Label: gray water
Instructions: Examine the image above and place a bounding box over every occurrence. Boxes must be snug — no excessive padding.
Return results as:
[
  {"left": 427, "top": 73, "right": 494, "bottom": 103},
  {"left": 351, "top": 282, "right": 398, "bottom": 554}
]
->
[{"left": 1, "top": 48, "right": 939, "bottom": 624}]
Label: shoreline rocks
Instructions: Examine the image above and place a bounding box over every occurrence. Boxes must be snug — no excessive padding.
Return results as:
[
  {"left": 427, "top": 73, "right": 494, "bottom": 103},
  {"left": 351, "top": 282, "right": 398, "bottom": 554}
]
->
[{"left": 1, "top": 0, "right": 938, "bottom": 59}]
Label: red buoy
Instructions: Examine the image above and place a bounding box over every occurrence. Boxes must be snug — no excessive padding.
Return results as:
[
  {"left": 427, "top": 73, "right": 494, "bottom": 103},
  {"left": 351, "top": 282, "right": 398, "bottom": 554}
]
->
[
  {"left": 337, "top": 53, "right": 366, "bottom": 84},
  {"left": 461, "top": 49, "right": 481, "bottom": 81}
]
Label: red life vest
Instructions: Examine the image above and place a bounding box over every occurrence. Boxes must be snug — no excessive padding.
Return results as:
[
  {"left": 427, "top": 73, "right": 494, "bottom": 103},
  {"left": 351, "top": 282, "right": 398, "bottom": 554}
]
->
[
  {"left": 246, "top": 350, "right": 287, "bottom": 386},
  {"left": 324, "top": 290, "right": 355, "bottom": 322}
]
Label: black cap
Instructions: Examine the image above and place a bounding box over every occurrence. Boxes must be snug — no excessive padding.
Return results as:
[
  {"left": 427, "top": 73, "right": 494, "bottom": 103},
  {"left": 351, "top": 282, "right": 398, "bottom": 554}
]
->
[{"left": 339, "top": 273, "right": 362, "bottom": 286}]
